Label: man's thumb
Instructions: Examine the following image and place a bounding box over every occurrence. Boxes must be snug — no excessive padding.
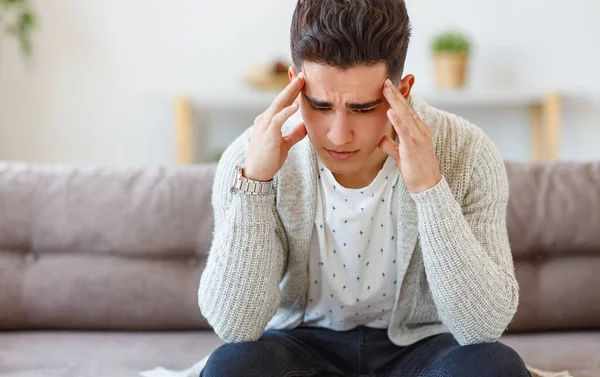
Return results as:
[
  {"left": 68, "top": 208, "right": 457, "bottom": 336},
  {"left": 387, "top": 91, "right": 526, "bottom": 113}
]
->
[
  {"left": 284, "top": 122, "right": 308, "bottom": 148},
  {"left": 378, "top": 135, "right": 400, "bottom": 162}
]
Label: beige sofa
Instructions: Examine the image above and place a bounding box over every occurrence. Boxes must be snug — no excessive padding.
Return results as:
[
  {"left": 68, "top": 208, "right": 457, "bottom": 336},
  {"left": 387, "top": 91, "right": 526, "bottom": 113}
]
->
[{"left": 0, "top": 160, "right": 598, "bottom": 377}]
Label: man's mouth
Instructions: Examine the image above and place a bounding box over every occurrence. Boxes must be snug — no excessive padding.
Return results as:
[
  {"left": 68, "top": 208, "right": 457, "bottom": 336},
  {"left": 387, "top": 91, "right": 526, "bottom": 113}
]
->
[{"left": 326, "top": 149, "right": 357, "bottom": 161}]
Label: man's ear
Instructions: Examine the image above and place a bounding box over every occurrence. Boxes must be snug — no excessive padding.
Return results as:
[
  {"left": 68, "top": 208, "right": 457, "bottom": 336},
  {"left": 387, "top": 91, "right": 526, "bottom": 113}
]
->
[
  {"left": 288, "top": 66, "right": 298, "bottom": 82},
  {"left": 398, "top": 74, "right": 415, "bottom": 99}
]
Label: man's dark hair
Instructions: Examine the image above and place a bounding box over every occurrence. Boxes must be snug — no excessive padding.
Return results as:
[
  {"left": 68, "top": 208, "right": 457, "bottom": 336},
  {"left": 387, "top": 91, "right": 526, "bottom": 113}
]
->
[{"left": 290, "top": 0, "right": 412, "bottom": 80}]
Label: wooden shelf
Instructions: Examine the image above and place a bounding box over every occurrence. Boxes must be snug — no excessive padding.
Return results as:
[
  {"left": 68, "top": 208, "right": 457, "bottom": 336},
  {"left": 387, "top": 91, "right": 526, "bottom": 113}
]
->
[
  {"left": 174, "top": 89, "right": 562, "bottom": 164},
  {"left": 421, "top": 90, "right": 550, "bottom": 107}
]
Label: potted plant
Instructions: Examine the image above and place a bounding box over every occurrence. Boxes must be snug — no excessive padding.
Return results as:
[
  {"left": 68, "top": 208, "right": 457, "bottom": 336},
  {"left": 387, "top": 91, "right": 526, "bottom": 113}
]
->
[
  {"left": 0, "top": 0, "right": 36, "bottom": 58},
  {"left": 431, "top": 30, "right": 471, "bottom": 90}
]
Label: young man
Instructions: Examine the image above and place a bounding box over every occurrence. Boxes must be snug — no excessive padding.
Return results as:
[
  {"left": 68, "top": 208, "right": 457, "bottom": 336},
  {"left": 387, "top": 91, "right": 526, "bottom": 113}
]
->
[{"left": 198, "top": 0, "right": 530, "bottom": 376}]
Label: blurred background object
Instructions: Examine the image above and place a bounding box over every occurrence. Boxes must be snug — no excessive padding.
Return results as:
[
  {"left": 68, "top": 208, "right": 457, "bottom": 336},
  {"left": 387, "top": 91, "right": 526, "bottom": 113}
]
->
[
  {"left": 243, "top": 58, "right": 291, "bottom": 91},
  {"left": 431, "top": 30, "right": 471, "bottom": 90},
  {"left": 0, "top": 0, "right": 37, "bottom": 58},
  {"left": 0, "top": 0, "right": 598, "bottom": 165}
]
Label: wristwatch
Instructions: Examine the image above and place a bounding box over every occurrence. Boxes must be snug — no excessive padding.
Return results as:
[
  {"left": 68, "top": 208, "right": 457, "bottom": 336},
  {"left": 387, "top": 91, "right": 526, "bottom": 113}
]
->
[{"left": 230, "top": 166, "right": 274, "bottom": 195}]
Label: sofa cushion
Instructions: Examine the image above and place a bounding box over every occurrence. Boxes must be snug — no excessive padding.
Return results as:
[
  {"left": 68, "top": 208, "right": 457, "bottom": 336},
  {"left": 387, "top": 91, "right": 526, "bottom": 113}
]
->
[
  {"left": 505, "top": 161, "right": 600, "bottom": 259},
  {"left": 0, "top": 162, "right": 217, "bottom": 258},
  {"left": 0, "top": 251, "right": 209, "bottom": 330},
  {"left": 508, "top": 255, "right": 600, "bottom": 332}
]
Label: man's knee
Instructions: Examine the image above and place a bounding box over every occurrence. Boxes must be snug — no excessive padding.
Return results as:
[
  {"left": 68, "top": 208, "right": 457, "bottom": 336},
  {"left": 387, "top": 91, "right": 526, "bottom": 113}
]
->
[
  {"left": 436, "top": 341, "right": 530, "bottom": 377},
  {"left": 201, "top": 333, "right": 304, "bottom": 377},
  {"left": 201, "top": 341, "right": 268, "bottom": 377}
]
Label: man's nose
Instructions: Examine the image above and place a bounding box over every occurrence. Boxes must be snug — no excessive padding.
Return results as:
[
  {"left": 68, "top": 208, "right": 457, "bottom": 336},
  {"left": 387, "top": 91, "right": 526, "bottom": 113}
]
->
[{"left": 327, "top": 114, "right": 353, "bottom": 147}]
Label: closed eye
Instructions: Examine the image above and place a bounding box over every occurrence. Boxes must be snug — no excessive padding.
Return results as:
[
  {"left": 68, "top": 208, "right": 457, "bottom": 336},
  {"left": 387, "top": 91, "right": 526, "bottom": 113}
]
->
[
  {"left": 311, "top": 106, "right": 376, "bottom": 114},
  {"left": 354, "top": 108, "right": 375, "bottom": 114}
]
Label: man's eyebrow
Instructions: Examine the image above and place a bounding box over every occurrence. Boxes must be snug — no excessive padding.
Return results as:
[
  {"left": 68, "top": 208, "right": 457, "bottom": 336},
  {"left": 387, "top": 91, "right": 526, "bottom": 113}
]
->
[{"left": 304, "top": 94, "right": 383, "bottom": 110}]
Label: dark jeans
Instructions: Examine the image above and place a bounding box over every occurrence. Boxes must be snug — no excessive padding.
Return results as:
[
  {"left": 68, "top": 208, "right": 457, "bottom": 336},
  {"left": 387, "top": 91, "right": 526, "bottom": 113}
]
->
[{"left": 201, "top": 325, "right": 531, "bottom": 377}]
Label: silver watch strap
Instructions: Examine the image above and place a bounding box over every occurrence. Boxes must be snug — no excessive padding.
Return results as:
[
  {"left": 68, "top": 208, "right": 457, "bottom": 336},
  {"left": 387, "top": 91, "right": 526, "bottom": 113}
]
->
[{"left": 231, "top": 166, "right": 273, "bottom": 195}]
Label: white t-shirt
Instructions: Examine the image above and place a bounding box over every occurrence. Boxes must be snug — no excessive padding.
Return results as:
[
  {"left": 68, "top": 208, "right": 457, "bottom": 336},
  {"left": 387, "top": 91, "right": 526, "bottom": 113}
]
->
[{"left": 303, "top": 155, "right": 401, "bottom": 330}]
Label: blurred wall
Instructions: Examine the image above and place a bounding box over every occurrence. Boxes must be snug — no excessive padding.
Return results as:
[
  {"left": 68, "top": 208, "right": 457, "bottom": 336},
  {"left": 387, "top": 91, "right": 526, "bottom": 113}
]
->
[{"left": 0, "top": 0, "right": 598, "bottom": 165}]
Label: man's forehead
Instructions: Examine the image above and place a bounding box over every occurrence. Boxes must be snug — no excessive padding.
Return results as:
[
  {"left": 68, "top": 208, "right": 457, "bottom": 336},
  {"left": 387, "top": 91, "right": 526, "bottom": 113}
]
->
[
  {"left": 301, "top": 61, "right": 387, "bottom": 100},
  {"left": 302, "top": 82, "right": 385, "bottom": 106},
  {"left": 303, "top": 78, "right": 384, "bottom": 97},
  {"left": 301, "top": 61, "right": 387, "bottom": 77}
]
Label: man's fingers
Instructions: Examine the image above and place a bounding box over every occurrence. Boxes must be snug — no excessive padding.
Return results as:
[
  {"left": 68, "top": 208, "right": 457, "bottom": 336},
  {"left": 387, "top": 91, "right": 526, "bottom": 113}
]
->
[
  {"left": 394, "top": 90, "right": 429, "bottom": 134},
  {"left": 268, "top": 72, "right": 305, "bottom": 116},
  {"left": 378, "top": 135, "right": 400, "bottom": 162},
  {"left": 383, "top": 82, "right": 420, "bottom": 137},
  {"left": 283, "top": 122, "right": 308, "bottom": 148},
  {"left": 387, "top": 108, "right": 414, "bottom": 148},
  {"left": 270, "top": 102, "right": 299, "bottom": 130}
]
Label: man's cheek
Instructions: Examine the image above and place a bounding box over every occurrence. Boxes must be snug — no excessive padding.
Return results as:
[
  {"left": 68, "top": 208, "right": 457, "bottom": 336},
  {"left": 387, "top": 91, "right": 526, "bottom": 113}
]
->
[
  {"left": 300, "top": 112, "right": 322, "bottom": 136},
  {"left": 302, "top": 122, "right": 320, "bottom": 144}
]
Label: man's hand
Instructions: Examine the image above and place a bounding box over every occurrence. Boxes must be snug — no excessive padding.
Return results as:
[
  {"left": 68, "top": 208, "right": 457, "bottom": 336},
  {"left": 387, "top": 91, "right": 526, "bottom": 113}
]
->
[
  {"left": 378, "top": 78, "right": 442, "bottom": 194},
  {"left": 244, "top": 72, "right": 308, "bottom": 182}
]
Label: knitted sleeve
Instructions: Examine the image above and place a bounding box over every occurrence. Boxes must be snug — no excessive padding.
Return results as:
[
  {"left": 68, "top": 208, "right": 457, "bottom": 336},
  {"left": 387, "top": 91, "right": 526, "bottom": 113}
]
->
[
  {"left": 410, "top": 131, "right": 519, "bottom": 345},
  {"left": 198, "top": 128, "right": 287, "bottom": 343}
]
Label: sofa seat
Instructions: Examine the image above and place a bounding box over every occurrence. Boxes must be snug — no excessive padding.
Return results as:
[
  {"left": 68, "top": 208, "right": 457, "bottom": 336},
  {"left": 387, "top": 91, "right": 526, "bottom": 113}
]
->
[
  {"left": 1, "top": 330, "right": 599, "bottom": 377},
  {"left": 0, "top": 331, "right": 222, "bottom": 377},
  {"left": 502, "top": 331, "right": 600, "bottom": 377}
]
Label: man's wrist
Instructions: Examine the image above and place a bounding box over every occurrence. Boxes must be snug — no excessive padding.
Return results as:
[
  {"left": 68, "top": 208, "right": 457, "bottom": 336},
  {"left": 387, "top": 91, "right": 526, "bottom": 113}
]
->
[
  {"left": 242, "top": 166, "right": 273, "bottom": 182},
  {"left": 231, "top": 166, "right": 274, "bottom": 195}
]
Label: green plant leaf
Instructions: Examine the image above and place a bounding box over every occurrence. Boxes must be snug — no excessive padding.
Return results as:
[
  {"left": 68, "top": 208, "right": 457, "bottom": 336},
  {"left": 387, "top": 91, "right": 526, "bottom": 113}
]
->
[
  {"left": 0, "top": 0, "right": 37, "bottom": 58},
  {"left": 432, "top": 31, "right": 471, "bottom": 54}
]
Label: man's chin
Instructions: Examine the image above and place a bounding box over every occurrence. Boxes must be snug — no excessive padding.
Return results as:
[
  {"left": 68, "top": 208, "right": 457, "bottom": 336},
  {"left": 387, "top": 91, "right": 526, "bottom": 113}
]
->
[{"left": 318, "top": 150, "right": 363, "bottom": 175}]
